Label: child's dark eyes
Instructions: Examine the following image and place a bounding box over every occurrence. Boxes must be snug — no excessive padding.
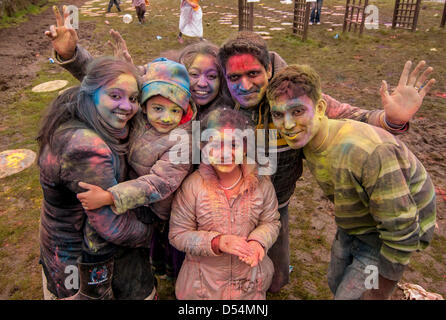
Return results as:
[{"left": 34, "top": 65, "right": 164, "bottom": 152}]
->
[
  {"left": 129, "top": 96, "right": 138, "bottom": 103},
  {"left": 109, "top": 93, "right": 121, "bottom": 100},
  {"left": 154, "top": 106, "right": 163, "bottom": 112}
]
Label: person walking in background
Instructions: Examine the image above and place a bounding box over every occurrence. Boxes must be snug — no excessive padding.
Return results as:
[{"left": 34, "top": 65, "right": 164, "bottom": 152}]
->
[
  {"left": 133, "top": 0, "right": 147, "bottom": 24},
  {"left": 310, "top": 0, "right": 323, "bottom": 25},
  {"left": 76, "top": 58, "right": 196, "bottom": 284},
  {"left": 107, "top": 0, "right": 121, "bottom": 13},
  {"left": 178, "top": 0, "right": 203, "bottom": 44}
]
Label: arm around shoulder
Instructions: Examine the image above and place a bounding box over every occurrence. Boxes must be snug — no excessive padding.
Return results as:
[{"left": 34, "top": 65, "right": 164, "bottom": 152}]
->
[
  {"left": 169, "top": 174, "right": 221, "bottom": 257},
  {"left": 60, "top": 130, "right": 152, "bottom": 247}
]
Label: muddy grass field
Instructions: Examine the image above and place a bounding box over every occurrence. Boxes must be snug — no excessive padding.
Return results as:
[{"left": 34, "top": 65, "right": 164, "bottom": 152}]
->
[{"left": 0, "top": 0, "right": 445, "bottom": 300}]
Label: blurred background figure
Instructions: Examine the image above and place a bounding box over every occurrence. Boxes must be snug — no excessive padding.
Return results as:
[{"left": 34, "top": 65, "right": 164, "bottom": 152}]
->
[
  {"left": 133, "top": 0, "right": 147, "bottom": 24},
  {"left": 310, "top": 0, "right": 323, "bottom": 25},
  {"left": 107, "top": 0, "right": 122, "bottom": 13},
  {"left": 178, "top": 0, "right": 203, "bottom": 43}
]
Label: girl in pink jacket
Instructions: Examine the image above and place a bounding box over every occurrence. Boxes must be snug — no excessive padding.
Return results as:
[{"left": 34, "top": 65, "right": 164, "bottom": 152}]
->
[{"left": 169, "top": 108, "right": 281, "bottom": 300}]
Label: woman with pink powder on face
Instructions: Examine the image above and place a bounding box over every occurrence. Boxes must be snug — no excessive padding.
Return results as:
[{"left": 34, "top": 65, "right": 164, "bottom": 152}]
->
[{"left": 177, "top": 41, "right": 233, "bottom": 118}]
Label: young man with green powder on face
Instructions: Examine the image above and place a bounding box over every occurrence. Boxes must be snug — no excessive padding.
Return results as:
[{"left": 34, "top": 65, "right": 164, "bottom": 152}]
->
[{"left": 266, "top": 64, "right": 437, "bottom": 300}]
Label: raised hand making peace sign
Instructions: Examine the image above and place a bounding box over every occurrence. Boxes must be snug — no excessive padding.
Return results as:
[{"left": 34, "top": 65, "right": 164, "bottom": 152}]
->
[
  {"left": 45, "top": 6, "right": 135, "bottom": 66},
  {"left": 44, "top": 6, "right": 78, "bottom": 60}
]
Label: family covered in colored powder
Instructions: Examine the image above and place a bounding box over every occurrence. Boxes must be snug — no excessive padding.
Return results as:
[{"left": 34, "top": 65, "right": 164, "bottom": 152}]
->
[{"left": 38, "top": 5, "right": 437, "bottom": 300}]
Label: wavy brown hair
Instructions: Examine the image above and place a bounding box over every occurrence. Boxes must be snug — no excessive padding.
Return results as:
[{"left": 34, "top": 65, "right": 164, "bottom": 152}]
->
[{"left": 266, "top": 64, "right": 322, "bottom": 105}]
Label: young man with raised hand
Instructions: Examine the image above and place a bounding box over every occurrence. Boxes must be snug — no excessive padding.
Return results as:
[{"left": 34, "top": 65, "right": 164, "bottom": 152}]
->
[{"left": 266, "top": 64, "right": 436, "bottom": 299}]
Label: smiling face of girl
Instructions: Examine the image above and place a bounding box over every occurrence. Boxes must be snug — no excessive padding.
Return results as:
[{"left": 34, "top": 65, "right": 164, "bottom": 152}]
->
[
  {"left": 203, "top": 125, "right": 245, "bottom": 174},
  {"left": 145, "top": 95, "right": 184, "bottom": 134},
  {"left": 188, "top": 54, "right": 221, "bottom": 107},
  {"left": 93, "top": 74, "right": 140, "bottom": 129}
]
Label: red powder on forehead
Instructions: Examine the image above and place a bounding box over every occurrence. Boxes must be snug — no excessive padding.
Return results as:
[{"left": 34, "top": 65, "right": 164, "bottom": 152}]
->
[{"left": 226, "top": 54, "right": 263, "bottom": 73}]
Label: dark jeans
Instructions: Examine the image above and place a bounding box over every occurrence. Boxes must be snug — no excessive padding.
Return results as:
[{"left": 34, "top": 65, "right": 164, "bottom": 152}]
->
[
  {"left": 267, "top": 204, "right": 290, "bottom": 293},
  {"left": 107, "top": 0, "right": 121, "bottom": 12},
  {"left": 310, "top": 0, "right": 323, "bottom": 23}
]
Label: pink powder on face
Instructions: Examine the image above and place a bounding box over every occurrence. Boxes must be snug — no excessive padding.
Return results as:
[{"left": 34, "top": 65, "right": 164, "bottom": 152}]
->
[
  {"left": 189, "top": 54, "right": 220, "bottom": 106},
  {"left": 225, "top": 54, "right": 269, "bottom": 108}
]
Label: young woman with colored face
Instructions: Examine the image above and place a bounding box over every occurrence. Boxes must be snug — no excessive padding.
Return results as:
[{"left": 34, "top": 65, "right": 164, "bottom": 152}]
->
[
  {"left": 76, "top": 58, "right": 196, "bottom": 283},
  {"left": 178, "top": 42, "right": 232, "bottom": 119},
  {"left": 37, "top": 57, "right": 156, "bottom": 300},
  {"left": 169, "top": 108, "right": 280, "bottom": 300}
]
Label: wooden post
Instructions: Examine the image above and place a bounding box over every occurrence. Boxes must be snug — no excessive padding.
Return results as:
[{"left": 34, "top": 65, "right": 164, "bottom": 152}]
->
[
  {"left": 359, "top": 0, "right": 368, "bottom": 35},
  {"left": 392, "top": 0, "right": 422, "bottom": 32},
  {"left": 248, "top": 1, "right": 254, "bottom": 31},
  {"left": 238, "top": 0, "right": 243, "bottom": 30},
  {"left": 343, "top": 0, "right": 368, "bottom": 35},
  {"left": 343, "top": 0, "right": 350, "bottom": 33},
  {"left": 412, "top": 0, "right": 421, "bottom": 32},
  {"left": 292, "top": 0, "right": 311, "bottom": 41},
  {"left": 303, "top": 1, "right": 310, "bottom": 41},
  {"left": 392, "top": 0, "right": 400, "bottom": 29},
  {"left": 441, "top": 1, "right": 446, "bottom": 28},
  {"left": 238, "top": 0, "right": 254, "bottom": 31}
]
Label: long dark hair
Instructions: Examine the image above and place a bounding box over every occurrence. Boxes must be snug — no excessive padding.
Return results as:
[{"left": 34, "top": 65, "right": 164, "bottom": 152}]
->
[{"left": 37, "top": 57, "right": 142, "bottom": 157}]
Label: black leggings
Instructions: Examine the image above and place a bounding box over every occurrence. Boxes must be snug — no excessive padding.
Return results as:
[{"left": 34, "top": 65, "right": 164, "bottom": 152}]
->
[{"left": 136, "top": 5, "right": 146, "bottom": 23}]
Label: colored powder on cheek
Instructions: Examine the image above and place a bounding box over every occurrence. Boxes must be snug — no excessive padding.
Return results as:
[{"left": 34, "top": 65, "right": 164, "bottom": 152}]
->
[
  {"left": 231, "top": 83, "right": 249, "bottom": 96},
  {"left": 93, "top": 88, "right": 103, "bottom": 106},
  {"left": 231, "top": 83, "right": 240, "bottom": 92},
  {"left": 146, "top": 108, "right": 160, "bottom": 125}
]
